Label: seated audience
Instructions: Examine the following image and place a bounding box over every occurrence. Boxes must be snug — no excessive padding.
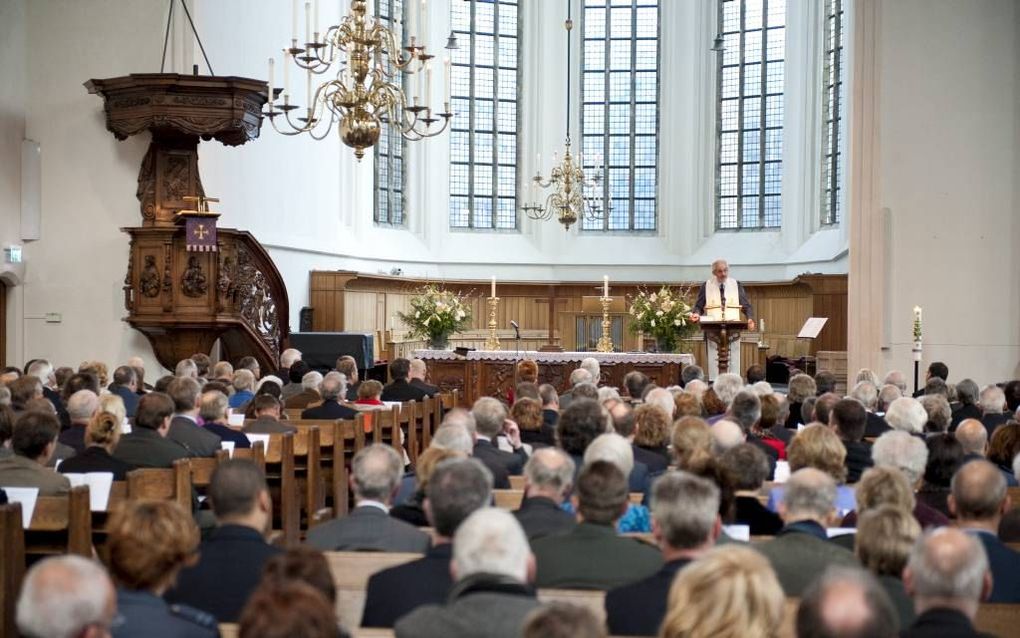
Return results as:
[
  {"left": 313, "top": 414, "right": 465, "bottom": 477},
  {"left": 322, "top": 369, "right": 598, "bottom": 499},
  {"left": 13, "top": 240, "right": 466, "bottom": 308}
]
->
[
  {"left": 796, "top": 566, "right": 899, "bottom": 638},
  {"left": 580, "top": 433, "right": 650, "bottom": 531},
  {"left": 211, "top": 361, "right": 233, "bottom": 386},
  {"left": 354, "top": 379, "right": 385, "bottom": 406},
  {"left": 986, "top": 422, "right": 1020, "bottom": 485},
  {"left": 381, "top": 358, "right": 430, "bottom": 403},
  {"left": 239, "top": 580, "right": 341, "bottom": 638},
  {"left": 174, "top": 359, "right": 198, "bottom": 380},
  {"left": 719, "top": 443, "right": 783, "bottom": 535},
  {"left": 812, "top": 392, "right": 841, "bottom": 427},
  {"left": 245, "top": 395, "right": 297, "bottom": 434},
  {"left": 335, "top": 356, "right": 361, "bottom": 401},
  {"left": 391, "top": 446, "right": 465, "bottom": 526},
  {"left": 280, "top": 360, "right": 311, "bottom": 402},
  {"left": 558, "top": 369, "right": 592, "bottom": 412},
  {"left": 229, "top": 369, "right": 256, "bottom": 409},
  {"left": 670, "top": 416, "right": 713, "bottom": 470},
  {"left": 727, "top": 390, "right": 780, "bottom": 471},
  {"left": 108, "top": 365, "right": 140, "bottom": 417},
  {"left": 831, "top": 397, "right": 873, "bottom": 483},
  {"left": 815, "top": 370, "right": 838, "bottom": 395},
  {"left": 236, "top": 356, "right": 261, "bottom": 380},
  {"left": 760, "top": 393, "right": 793, "bottom": 449},
  {"left": 917, "top": 434, "right": 963, "bottom": 518},
  {"left": 301, "top": 373, "right": 357, "bottom": 420},
  {"left": 284, "top": 370, "right": 323, "bottom": 409},
  {"left": 673, "top": 392, "right": 702, "bottom": 420},
  {"left": 787, "top": 374, "right": 818, "bottom": 429},
  {"left": 113, "top": 392, "right": 189, "bottom": 468},
  {"left": 870, "top": 430, "right": 950, "bottom": 528},
  {"left": 0, "top": 404, "right": 14, "bottom": 458},
  {"left": 949, "top": 459, "right": 1020, "bottom": 602},
  {"left": 471, "top": 397, "right": 527, "bottom": 476},
  {"left": 955, "top": 419, "right": 988, "bottom": 462},
  {"left": 105, "top": 500, "right": 217, "bottom": 637},
  {"left": 623, "top": 371, "right": 651, "bottom": 404},
  {"left": 842, "top": 466, "right": 917, "bottom": 529},
  {"left": 307, "top": 444, "right": 430, "bottom": 552},
  {"left": 166, "top": 459, "right": 282, "bottom": 622},
  {"left": 531, "top": 461, "right": 662, "bottom": 589},
  {"left": 58, "top": 411, "right": 135, "bottom": 480},
  {"left": 408, "top": 358, "right": 439, "bottom": 396},
  {"left": 901, "top": 528, "right": 992, "bottom": 638},
  {"left": 166, "top": 377, "right": 221, "bottom": 457},
  {"left": 606, "top": 400, "right": 664, "bottom": 477},
  {"left": 643, "top": 387, "right": 676, "bottom": 421},
  {"left": 15, "top": 555, "right": 117, "bottom": 638},
  {"left": 258, "top": 546, "right": 337, "bottom": 607},
  {"left": 197, "top": 390, "right": 252, "bottom": 449},
  {"left": 513, "top": 397, "right": 554, "bottom": 447},
  {"left": 768, "top": 424, "right": 856, "bottom": 515},
  {"left": 395, "top": 508, "right": 539, "bottom": 638},
  {"left": 361, "top": 458, "right": 493, "bottom": 627},
  {"left": 57, "top": 389, "right": 99, "bottom": 453},
  {"left": 513, "top": 447, "right": 576, "bottom": 540},
  {"left": 522, "top": 603, "right": 606, "bottom": 638},
  {"left": 605, "top": 471, "right": 720, "bottom": 636},
  {"left": 855, "top": 505, "right": 922, "bottom": 628},
  {"left": 660, "top": 546, "right": 784, "bottom": 638},
  {"left": 851, "top": 380, "right": 892, "bottom": 438},
  {"left": 701, "top": 387, "right": 727, "bottom": 420},
  {"left": 711, "top": 420, "right": 745, "bottom": 457},
  {"left": 978, "top": 385, "right": 1010, "bottom": 437},
  {"left": 920, "top": 394, "right": 952, "bottom": 435},
  {"left": 758, "top": 468, "right": 858, "bottom": 596},
  {"left": 632, "top": 404, "right": 671, "bottom": 471},
  {"left": 538, "top": 384, "right": 560, "bottom": 430},
  {"left": 274, "top": 348, "right": 302, "bottom": 383},
  {"left": 0, "top": 411, "right": 70, "bottom": 495}
]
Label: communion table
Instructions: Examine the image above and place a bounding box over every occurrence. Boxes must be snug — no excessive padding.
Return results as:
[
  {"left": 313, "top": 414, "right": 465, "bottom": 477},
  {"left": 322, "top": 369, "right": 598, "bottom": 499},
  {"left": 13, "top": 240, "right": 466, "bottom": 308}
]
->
[{"left": 414, "top": 349, "right": 695, "bottom": 407}]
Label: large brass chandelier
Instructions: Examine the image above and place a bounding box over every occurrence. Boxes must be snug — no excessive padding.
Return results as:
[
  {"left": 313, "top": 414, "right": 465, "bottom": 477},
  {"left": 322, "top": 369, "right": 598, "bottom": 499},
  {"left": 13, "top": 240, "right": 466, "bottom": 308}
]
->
[
  {"left": 521, "top": 1, "right": 606, "bottom": 230},
  {"left": 265, "top": 0, "right": 453, "bottom": 159}
]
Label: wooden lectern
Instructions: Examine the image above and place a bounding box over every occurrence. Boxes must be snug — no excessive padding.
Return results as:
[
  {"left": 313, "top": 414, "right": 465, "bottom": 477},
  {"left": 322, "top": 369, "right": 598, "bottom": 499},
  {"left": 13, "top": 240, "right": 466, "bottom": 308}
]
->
[{"left": 698, "top": 320, "right": 749, "bottom": 374}]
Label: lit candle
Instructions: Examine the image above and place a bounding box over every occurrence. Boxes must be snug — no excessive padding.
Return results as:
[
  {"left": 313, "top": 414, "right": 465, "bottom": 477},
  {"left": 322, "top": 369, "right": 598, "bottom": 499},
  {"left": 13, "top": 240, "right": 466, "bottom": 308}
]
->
[
  {"left": 491, "top": 276, "right": 496, "bottom": 298},
  {"left": 603, "top": 276, "right": 609, "bottom": 298},
  {"left": 913, "top": 306, "right": 922, "bottom": 322},
  {"left": 267, "top": 57, "right": 275, "bottom": 104},
  {"left": 283, "top": 50, "right": 291, "bottom": 99}
]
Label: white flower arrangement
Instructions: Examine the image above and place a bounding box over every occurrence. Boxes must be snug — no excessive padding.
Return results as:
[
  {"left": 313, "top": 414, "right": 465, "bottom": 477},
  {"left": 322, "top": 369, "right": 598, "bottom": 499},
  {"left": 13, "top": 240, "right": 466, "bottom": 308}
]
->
[
  {"left": 398, "top": 284, "right": 473, "bottom": 343},
  {"left": 628, "top": 284, "right": 696, "bottom": 352}
]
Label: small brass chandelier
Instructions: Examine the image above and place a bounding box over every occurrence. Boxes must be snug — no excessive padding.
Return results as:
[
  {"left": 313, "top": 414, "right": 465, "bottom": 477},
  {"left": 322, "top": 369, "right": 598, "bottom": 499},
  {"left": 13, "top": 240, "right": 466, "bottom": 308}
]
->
[
  {"left": 265, "top": 0, "right": 454, "bottom": 159},
  {"left": 522, "top": 0, "right": 607, "bottom": 230}
]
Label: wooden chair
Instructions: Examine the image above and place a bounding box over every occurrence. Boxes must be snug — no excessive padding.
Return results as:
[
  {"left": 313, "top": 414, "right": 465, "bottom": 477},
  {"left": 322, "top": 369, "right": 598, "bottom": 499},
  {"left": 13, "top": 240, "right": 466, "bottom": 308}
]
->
[
  {"left": 537, "top": 589, "right": 606, "bottom": 624},
  {"left": 1008, "top": 486, "right": 1020, "bottom": 507},
  {"left": 325, "top": 551, "right": 423, "bottom": 631},
  {"left": 0, "top": 503, "right": 25, "bottom": 638},
  {"left": 284, "top": 407, "right": 306, "bottom": 421},
  {"left": 440, "top": 390, "right": 460, "bottom": 411},
  {"left": 263, "top": 433, "right": 300, "bottom": 546},
  {"left": 26, "top": 485, "right": 92, "bottom": 559}
]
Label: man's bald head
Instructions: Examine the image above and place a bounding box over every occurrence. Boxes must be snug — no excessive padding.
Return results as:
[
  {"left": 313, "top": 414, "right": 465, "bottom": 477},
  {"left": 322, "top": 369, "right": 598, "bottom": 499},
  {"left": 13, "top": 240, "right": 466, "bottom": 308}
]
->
[
  {"left": 16, "top": 555, "right": 116, "bottom": 638},
  {"left": 950, "top": 459, "right": 1008, "bottom": 522},
  {"left": 781, "top": 467, "right": 837, "bottom": 525},
  {"left": 797, "top": 567, "right": 898, "bottom": 638},
  {"left": 524, "top": 448, "right": 576, "bottom": 501},
  {"left": 710, "top": 419, "right": 745, "bottom": 455},
  {"left": 904, "top": 528, "right": 990, "bottom": 618},
  {"left": 954, "top": 419, "right": 988, "bottom": 456}
]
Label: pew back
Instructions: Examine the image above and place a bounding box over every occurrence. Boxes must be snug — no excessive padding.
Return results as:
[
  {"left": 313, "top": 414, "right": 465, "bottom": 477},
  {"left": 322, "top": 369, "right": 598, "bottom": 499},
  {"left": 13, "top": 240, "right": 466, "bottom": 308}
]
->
[{"left": 325, "top": 551, "right": 423, "bottom": 630}]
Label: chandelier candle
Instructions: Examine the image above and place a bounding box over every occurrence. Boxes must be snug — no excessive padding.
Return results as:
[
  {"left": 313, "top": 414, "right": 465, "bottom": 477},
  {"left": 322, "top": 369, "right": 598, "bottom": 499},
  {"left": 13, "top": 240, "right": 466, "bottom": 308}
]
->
[
  {"left": 603, "top": 276, "right": 609, "bottom": 298},
  {"left": 491, "top": 277, "right": 496, "bottom": 298}
]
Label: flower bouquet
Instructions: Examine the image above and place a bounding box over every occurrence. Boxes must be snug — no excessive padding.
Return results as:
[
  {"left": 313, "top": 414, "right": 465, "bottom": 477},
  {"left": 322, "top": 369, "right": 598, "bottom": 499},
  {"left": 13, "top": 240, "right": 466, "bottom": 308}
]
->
[
  {"left": 628, "top": 285, "right": 697, "bottom": 353},
  {"left": 398, "top": 284, "right": 473, "bottom": 350}
]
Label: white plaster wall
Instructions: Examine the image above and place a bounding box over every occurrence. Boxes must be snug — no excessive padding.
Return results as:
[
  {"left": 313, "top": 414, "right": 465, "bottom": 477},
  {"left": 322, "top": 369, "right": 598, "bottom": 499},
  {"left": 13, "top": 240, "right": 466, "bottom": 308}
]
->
[{"left": 869, "top": 0, "right": 1020, "bottom": 382}]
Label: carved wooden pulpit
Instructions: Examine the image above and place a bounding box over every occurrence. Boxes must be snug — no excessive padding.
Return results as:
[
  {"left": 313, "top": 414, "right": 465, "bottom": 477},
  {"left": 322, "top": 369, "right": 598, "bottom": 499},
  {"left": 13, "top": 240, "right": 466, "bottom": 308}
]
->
[
  {"left": 697, "top": 320, "right": 748, "bottom": 375},
  {"left": 85, "top": 74, "right": 288, "bottom": 371}
]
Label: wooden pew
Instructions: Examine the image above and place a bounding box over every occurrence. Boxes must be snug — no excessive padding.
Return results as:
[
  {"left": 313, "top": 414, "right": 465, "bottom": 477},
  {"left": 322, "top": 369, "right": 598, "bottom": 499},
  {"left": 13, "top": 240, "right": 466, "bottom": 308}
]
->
[
  {"left": 398, "top": 400, "right": 417, "bottom": 463},
  {"left": 325, "top": 551, "right": 423, "bottom": 631},
  {"left": 1008, "top": 486, "right": 1020, "bottom": 507},
  {"left": 509, "top": 475, "right": 526, "bottom": 490},
  {"left": 537, "top": 588, "right": 606, "bottom": 624},
  {"left": 127, "top": 458, "right": 192, "bottom": 511},
  {"left": 975, "top": 603, "right": 1020, "bottom": 637},
  {"left": 353, "top": 630, "right": 395, "bottom": 638},
  {"left": 262, "top": 433, "right": 300, "bottom": 546},
  {"left": 189, "top": 449, "right": 230, "bottom": 492},
  {"left": 232, "top": 440, "right": 267, "bottom": 470},
  {"left": 0, "top": 503, "right": 25, "bottom": 638},
  {"left": 292, "top": 420, "right": 346, "bottom": 525},
  {"left": 219, "top": 623, "right": 239, "bottom": 638},
  {"left": 417, "top": 396, "right": 435, "bottom": 456},
  {"left": 26, "top": 485, "right": 92, "bottom": 559}
]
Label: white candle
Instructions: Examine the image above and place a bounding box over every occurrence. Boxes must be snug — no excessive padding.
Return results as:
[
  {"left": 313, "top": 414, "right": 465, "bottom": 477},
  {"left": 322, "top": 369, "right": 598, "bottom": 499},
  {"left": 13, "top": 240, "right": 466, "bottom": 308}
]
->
[
  {"left": 292, "top": 0, "right": 299, "bottom": 42},
  {"left": 415, "top": 67, "right": 421, "bottom": 103},
  {"left": 536, "top": 153, "right": 542, "bottom": 172},
  {"left": 913, "top": 306, "right": 922, "bottom": 322},
  {"left": 425, "top": 64, "right": 432, "bottom": 108},
  {"left": 421, "top": 0, "right": 428, "bottom": 44},
  {"left": 603, "top": 276, "right": 609, "bottom": 298},
  {"left": 306, "top": 68, "right": 312, "bottom": 114},
  {"left": 491, "top": 276, "right": 496, "bottom": 298},
  {"left": 314, "top": 0, "right": 319, "bottom": 39},
  {"left": 305, "top": 1, "right": 311, "bottom": 44},
  {"left": 443, "top": 55, "right": 451, "bottom": 104},
  {"left": 760, "top": 318, "right": 766, "bottom": 333},
  {"left": 267, "top": 57, "right": 275, "bottom": 104},
  {"left": 283, "top": 50, "right": 291, "bottom": 98},
  {"left": 409, "top": 0, "right": 417, "bottom": 40}
]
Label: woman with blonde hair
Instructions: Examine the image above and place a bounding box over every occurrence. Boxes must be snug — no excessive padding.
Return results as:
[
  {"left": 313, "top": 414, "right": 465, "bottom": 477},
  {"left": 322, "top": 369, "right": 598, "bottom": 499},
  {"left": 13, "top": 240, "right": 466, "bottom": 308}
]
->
[
  {"left": 767, "top": 424, "right": 856, "bottom": 515},
  {"left": 633, "top": 404, "right": 671, "bottom": 467},
  {"left": 670, "top": 416, "right": 713, "bottom": 471},
  {"left": 855, "top": 505, "right": 921, "bottom": 628},
  {"left": 58, "top": 410, "right": 135, "bottom": 480},
  {"left": 659, "top": 545, "right": 784, "bottom": 638},
  {"left": 390, "top": 446, "right": 466, "bottom": 527}
]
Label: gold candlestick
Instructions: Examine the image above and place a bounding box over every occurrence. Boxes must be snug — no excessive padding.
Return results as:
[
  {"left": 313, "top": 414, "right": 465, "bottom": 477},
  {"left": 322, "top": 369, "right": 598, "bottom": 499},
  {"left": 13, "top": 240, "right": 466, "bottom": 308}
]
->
[
  {"left": 596, "top": 296, "right": 614, "bottom": 353},
  {"left": 485, "top": 296, "right": 501, "bottom": 351}
]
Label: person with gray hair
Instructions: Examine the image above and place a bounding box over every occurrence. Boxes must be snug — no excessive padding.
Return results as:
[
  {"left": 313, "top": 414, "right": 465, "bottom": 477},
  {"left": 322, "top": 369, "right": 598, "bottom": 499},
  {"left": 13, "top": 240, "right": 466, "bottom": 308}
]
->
[
  {"left": 900, "top": 528, "right": 992, "bottom": 637},
  {"left": 681, "top": 364, "right": 705, "bottom": 386},
  {"left": 605, "top": 471, "right": 721, "bottom": 636},
  {"left": 877, "top": 384, "right": 902, "bottom": 413},
  {"left": 948, "top": 459, "right": 1020, "bottom": 603},
  {"left": 919, "top": 395, "right": 952, "bottom": 434},
  {"left": 432, "top": 422, "right": 475, "bottom": 455},
  {"left": 16, "top": 555, "right": 117, "bottom": 638},
  {"left": 583, "top": 432, "right": 652, "bottom": 505},
  {"left": 711, "top": 419, "right": 746, "bottom": 456},
  {"left": 471, "top": 396, "right": 527, "bottom": 479},
  {"left": 514, "top": 447, "right": 577, "bottom": 540},
  {"left": 885, "top": 397, "right": 928, "bottom": 435},
  {"left": 300, "top": 372, "right": 357, "bottom": 420},
  {"left": 197, "top": 390, "right": 252, "bottom": 450},
  {"left": 872, "top": 431, "right": 929, "bottom": 487},
  {"left": 362, "top": 458, "right": 494, "bottom": 628},
  {"left": 758, "top": 468, "right": 858, "bottom": 595},
  {"left": 559, "top": 368, "right": 594, "bottom": 411},
  {"left": 950, "top": 379, "right": 982, "bottom": 431},
  {"left": 883, "top": 370, "right": 908, "bottom": 395},
  {"left": 395, "top": 508, "right": 539, "bottom": 638},
  {"left": 644, "top": 387, "right": 675, "bottom": 420},
  {"left": 57, "top": 389, "right": 99, "bottom": 453},
  {"left": 174, "top": 358, "right": 198, "bottom": 379},
  {"left": 684, "top": 378, "right": 708, "bottom": 400},
  {"left": 229, "top": 368, "right": 256, "bottom": 409},
  {"left": 852, "top": 380, "right": 893, "bottom": 438},
  {"left": 713, "top": 372, "right": 744, "bottom": 407},
  {"left": 796, "top": 566, "right": 899, "bottom": 638},
  {"left": 283, "top": 370, "right": 323, "bottom": 409},
  {"left": 724, "top": 389, "right": 779, "bottom": 476},
  {"left": 955, "top": 419, "right": 988, "bottom": 458},
  {"left": 979, "top": 385, "right": 1010, "bottom": 436},
  {"left": 306, "top": 443, "right": 430, "bottom": 553},
  {"left": 579, "top": 357, "right": 601, "bottom": 384}
]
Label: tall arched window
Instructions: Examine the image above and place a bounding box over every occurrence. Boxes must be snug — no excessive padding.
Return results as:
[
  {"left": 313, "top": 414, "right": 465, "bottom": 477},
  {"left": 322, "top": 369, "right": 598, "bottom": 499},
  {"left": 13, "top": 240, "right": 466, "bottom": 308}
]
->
[
  {"left": 715, "top": 0, "right": 786, "bottom": 230},
  {"left": 581, "top": 0, "right": 660, "bottom": 232},
  {"left": 449, "top": 0, "right": 520, "bottom": 230},
  {"left": 822, "top": 0, "right": 845, "bottom": 225},
  {"left": 374, "top": 0, "right": 406, "bottom": 226}
]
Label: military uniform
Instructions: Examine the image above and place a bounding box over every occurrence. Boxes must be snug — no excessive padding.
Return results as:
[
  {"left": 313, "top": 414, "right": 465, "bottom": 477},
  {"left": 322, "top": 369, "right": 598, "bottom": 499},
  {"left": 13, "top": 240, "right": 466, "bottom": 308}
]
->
[{"left": 113, "top": 589, "right": 218, "bottom": 638}]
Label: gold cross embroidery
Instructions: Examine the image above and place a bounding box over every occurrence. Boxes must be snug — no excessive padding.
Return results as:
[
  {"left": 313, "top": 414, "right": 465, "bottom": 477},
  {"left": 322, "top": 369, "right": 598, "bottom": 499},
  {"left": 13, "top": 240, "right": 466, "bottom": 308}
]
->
[{"left": 194, "top": 224, "right": 208, "bottom": 240}]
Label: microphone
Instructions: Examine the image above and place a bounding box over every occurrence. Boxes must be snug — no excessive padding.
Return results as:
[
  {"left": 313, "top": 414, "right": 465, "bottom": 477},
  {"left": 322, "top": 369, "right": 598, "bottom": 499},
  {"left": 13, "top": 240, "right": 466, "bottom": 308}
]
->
[{"left": 510, "top": 320, "right": 521, "bottom": 339}]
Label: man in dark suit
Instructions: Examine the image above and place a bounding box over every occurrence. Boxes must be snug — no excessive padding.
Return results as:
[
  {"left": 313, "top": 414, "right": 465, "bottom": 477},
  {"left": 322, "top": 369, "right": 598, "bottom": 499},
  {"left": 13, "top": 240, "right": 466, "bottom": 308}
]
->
[
  {"left": 108, "top": 365, "right": 141, "bottom": 418},
  {"left": 165, "top": 459, "right": 281, "bottom": 622},
  {"left": 949, "top": 459, "right": 1020, "bottom": 602},
  {"left": 538, "top": 384, "right": 559, "bottom": 430},
  {"left": 531, "top": 461, "right": 662, "bottom": 590},
  {"left": 851, "top": 380, "right": 892, "bottom": 438},
  {"left": 394, "top": 508, "right": 539, "bottom": 638},
  {"left": 557, "top": 368, "right": 593, "bottom": 412},
  {"left": 301, "top": 374, "right": 358, "bottom": 420},
  {"left": 951, "top": 379, "right": 983, "bottom": 432},
  {"left": 57, "top": 389, "right": 99, "bottom": 453},
  {"left": 757, "top": 468, "right": 858, "bottom": 596},
  {"left": 830, "top": 398, "right": 873, "bottom": 483},
  {"left": 381, "top": 358, "right": 431, "bottom": 403},
  {"left": 955, "top": 419, "right": 988, "bottom": 464},
  {"left": 901, "top": 527, "right": 994, "bottom": 638},
  {"left": 605, "top": 472, "right": 720, "bottom": 636},
  {"left": 912, "top": 361, "right": 949, "bottom": 399},
  {"left": 725, "top": 390, "right": 778, "bottom": 479},
  {"left": 513, "top": 448, "right": 576, "bottom": 541},
  {"left": 0, "top": 410, "right": 71, "bottom": 496},
  {"left": 361, "top": 458, "right": 493, "bottom": 628},
  {"left": 408, "top": 358, "right": 440, "bottom": 397},
  {"left": 198, "top": 390, "right": 251, "bottom": 449},
  {"left": 719, "top": 444, "right": 783, "bottom": 535},
  {"left": 336, "top": 355, "right": 362, "bottom": 401},
  {"left": 471, "top": 397, "right": 528, "bottom": 476},
  {"left": 978, "top": 385, "right": 1010, "bottom": 438},
  {"left": 797, "top": 567, "right": 900, "bottom": 638},
  {"left": 283, "top": 370, "right": 323, "bottom": 409},
  {"left": 605, "top": 399, "right": 667, "bottom": 476},
  {"left": 114, "top": 392, "right": 190, "bottom": 468},
  {"left": 166, "top": 376, "right": 221, "bottom": 457},
  {"left": 307, "top": 444, "right": 431, "bottom": 552},
  {"left": 244, "top": 395, "right": 296, "bottom": 434}
]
